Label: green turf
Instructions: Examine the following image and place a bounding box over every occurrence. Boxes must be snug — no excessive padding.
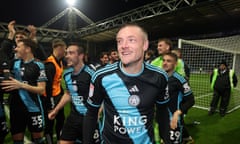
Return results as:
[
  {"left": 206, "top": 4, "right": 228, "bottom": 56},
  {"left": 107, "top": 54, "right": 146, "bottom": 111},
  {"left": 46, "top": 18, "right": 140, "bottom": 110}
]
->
[
  {"left": 189, "top": 73, "right": 240, "bottom": 111},
  {"left": 184, "top": 107, "right": 240, "bottom": 144}
]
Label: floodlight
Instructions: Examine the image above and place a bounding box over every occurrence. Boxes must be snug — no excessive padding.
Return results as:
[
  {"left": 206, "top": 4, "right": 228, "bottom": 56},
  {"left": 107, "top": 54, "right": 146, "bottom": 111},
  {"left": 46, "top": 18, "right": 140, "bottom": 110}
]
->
[{"left": 66, "top": 0, "right": 76, "bottom": 6}]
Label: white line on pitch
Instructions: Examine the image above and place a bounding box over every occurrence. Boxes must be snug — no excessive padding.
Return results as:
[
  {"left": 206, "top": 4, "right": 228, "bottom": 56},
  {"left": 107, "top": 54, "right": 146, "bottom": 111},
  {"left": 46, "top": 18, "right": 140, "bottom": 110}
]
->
[{"left": 195, "top": 92, "right": 212, "bottom": 99}]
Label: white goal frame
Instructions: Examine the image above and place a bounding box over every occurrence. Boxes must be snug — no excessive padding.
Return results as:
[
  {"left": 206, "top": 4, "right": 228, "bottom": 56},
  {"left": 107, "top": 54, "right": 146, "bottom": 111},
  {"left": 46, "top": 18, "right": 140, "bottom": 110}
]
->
[{"left": 178, "top": 35, "right": 240, "bottom": 113}]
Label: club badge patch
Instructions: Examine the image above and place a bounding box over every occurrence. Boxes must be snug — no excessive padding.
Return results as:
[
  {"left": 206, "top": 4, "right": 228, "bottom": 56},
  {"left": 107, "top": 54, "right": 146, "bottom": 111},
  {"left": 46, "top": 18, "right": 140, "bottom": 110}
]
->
[
  {"left": 128, "top": 95, "right": 140, "bottom": 106},
  {"left": 183, "top": 83, "right": 191, "bottom": 93}
]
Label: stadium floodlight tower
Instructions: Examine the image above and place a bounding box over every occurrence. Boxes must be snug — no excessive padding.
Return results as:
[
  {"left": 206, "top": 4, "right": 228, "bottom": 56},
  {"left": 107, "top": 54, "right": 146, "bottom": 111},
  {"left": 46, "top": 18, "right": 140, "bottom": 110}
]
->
[
  {"left": 40, "top": 0, "right": 94, "bottom": 37},
  {"left": 66, "top": 0, "right": 76, "bottom": 6}
]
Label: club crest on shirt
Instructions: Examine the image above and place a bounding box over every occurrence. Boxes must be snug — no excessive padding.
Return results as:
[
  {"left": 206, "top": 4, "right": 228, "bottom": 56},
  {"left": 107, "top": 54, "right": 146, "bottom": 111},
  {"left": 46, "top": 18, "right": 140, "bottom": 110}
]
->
[{"left": 128, "top": 95, "right": 140, "bottom": 106}]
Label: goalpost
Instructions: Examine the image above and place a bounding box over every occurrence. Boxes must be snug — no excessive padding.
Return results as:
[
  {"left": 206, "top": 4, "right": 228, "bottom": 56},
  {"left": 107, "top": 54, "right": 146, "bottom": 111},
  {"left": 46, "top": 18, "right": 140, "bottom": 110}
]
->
[{"left": 178, "top": 35, "right": 240, "bottom": 113}]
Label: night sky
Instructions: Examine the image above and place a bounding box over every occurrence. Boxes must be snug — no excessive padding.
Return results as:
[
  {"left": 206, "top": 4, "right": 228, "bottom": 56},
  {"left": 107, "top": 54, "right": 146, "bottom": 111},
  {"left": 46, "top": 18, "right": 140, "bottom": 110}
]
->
[{"left": 0, "top": 0, "right": 157, "bottom": 28}]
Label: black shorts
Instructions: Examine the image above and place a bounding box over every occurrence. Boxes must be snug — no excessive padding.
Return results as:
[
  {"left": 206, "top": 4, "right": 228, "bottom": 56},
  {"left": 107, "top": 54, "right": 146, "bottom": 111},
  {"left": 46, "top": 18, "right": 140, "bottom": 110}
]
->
[
  {"left": 170, "top": 125, "right": 183, "bottom": 144},
  {"left": 60, "top": 112, "right": 101, "bottom": 144},
  {"left": 10, "top": 107, "right": 44, "bottom": 135}
]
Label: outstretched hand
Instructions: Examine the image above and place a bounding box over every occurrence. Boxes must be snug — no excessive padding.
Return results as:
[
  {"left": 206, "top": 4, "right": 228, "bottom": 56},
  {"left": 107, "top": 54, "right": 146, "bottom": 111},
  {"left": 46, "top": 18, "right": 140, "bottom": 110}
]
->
[
  {"left": 0, "top": 77, "right": 22, "bottom": 91},
  {"left": 48, "top": 109, "right": 57, "bottom": 120}
]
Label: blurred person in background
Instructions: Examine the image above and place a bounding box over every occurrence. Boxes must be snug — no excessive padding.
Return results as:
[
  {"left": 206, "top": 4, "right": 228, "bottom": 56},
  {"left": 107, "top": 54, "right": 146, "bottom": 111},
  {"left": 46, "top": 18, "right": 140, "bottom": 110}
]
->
[
  {"left": 172, "top": 48, "right": 190, "bottom": 81},
  {"left": 108, "top": 48, "right": 119, "bottom": 64},
  {"left": 209, "top": 60, "right": 238, "bottom": 117},
  {"left": 144, "top": 49, "right": 156, "bottom": 64},
  {"left": 48, "top": 43, "right": 101, "bottom": 144},
  {"left": 151, "top": 38, "right": 185, "bottom": 76},
  {"left": 43, "top": 39, "right": 66, "bottom": 144},
  {"left": 94, "top": 51, "right": 109, "bottom": 70}
]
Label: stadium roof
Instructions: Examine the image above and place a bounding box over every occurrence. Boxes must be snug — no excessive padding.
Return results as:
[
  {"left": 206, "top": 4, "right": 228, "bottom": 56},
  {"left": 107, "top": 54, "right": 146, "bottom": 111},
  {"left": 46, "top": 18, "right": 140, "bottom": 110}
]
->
[{"left": 0, "top": 0, "right": 240, "bottom": 43}]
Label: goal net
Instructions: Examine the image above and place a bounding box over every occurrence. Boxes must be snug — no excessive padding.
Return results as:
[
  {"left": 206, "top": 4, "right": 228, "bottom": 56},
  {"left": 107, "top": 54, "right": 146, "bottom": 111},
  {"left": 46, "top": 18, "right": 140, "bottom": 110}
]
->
[{"left": 178, "top": 35, "right": 240, "bottom": 113}]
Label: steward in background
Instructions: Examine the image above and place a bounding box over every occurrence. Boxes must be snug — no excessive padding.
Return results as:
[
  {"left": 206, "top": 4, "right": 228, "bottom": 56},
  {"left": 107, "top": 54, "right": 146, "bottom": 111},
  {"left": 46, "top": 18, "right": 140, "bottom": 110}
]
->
[
  {"left": 209, "top": 60, "right": 238, "bottom": 117},
  {"left": 43, "top": 39, "right": 66, "bottom": 144}
]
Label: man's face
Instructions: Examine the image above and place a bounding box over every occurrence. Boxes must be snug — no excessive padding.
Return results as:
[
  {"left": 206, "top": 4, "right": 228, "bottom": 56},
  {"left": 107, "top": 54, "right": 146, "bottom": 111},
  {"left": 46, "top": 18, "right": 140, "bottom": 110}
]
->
[
  {"left": 15, "top": 34, "right": 28, "bottom": 44},
  {"left": 65, "top": 45, "right": 82, "bottom": 67},
  {"left": 116, "top": 26, "right": 148, "bottom": 66},
  {"left": 110, "top": 51, "right": 119, "bottom": 62},
  {"left": 219, "top": 64, "right": 226, "bottom": 71},
  {"left": 100, "top": 54, "right": 109, "bottom": 65},
  {"left": 56, "top": 45, "right": 67, "bottom": 59},
  {"left": 157, "top": 41, "right": 170, "bottom": 55},
  {"left": 15, "top": 41, "right": 27, "bottom": 59},
  {"left": 162, "top": 55, "right": 177, "bottom": 73}
]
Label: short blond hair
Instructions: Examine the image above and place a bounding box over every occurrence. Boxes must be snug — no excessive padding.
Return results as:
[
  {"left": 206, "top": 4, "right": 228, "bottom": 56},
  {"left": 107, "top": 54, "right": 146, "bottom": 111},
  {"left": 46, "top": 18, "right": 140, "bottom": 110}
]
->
[{"left": 52, "top": 39, "right": 66, "bottom": 48}]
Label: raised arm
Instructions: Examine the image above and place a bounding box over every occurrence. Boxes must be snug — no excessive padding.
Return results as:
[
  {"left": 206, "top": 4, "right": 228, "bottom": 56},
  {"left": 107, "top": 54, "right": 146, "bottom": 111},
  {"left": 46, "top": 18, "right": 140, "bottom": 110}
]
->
[{"left": 7, "top": 20, "right": 16, "bottom": 40}]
